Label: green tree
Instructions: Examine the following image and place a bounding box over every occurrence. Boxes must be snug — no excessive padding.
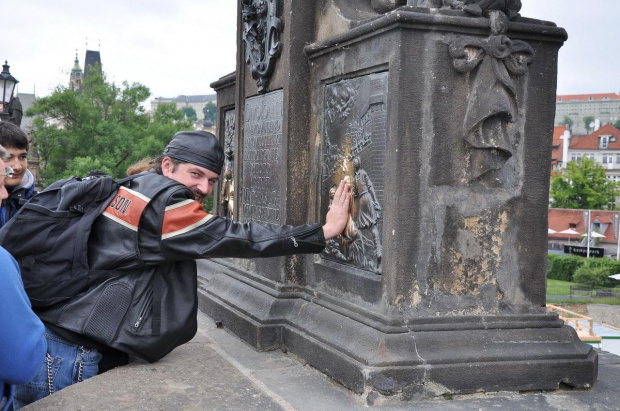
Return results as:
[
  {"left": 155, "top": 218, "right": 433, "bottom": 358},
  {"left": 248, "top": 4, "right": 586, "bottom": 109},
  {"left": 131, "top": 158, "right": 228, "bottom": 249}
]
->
[
  {"left": 583, "top": 115, "right": 595, "bottom": 134},
  {"left": 27, "top": 71, "right": 193, "bottom": 184},
  {"left": 181, "top": 106, "right": 197, "bottom": 121},
  {"left": 560, "top": 116, "right": 573, "bottom": 132},
  {"left": 614, "top": 119, "right": 620, "bottom": 130},
  {"left": 203, "top": 101, "right": 216, "bottom": 124},
  {"left": 550, "top": 156, "right": 619, "bottom": 209},
  {"left": 573, "top": 259, "right": 620, "bottom": 287}
]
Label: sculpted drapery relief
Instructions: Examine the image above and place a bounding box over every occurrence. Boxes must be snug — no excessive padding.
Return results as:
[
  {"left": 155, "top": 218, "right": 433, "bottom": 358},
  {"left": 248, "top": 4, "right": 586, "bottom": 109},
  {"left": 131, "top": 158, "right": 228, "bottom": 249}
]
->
[{"left": 449, "top": 10, "right": 533, "bottom": 181}]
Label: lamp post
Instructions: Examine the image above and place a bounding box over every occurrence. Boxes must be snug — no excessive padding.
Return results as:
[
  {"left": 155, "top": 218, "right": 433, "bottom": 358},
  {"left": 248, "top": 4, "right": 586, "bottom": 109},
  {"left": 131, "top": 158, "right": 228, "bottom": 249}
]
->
[
  {"left": 587, "top": 209, "right": 591, "bottom": 258},
  {"left": 0, "top": 60, "right": 19, "bottom": 124}
]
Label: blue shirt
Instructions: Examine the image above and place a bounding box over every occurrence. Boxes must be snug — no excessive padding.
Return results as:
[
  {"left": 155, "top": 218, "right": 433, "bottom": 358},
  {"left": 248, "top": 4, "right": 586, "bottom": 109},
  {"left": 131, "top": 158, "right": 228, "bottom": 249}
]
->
[{"left": 0, "top": 246, "right": 46, "bottom": 411}]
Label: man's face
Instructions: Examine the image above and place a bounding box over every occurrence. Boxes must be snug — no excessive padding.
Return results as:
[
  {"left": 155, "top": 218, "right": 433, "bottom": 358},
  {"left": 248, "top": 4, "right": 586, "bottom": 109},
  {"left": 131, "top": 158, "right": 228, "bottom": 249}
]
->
[
  {"left": 2, "top": 146, "right": 27, "bottom": 187},
  {"left": 162, "top": 157, "right": 219, "bottom": 203},
  {"left": 0, "top": 158, "right": 9, "bottom": 201}
]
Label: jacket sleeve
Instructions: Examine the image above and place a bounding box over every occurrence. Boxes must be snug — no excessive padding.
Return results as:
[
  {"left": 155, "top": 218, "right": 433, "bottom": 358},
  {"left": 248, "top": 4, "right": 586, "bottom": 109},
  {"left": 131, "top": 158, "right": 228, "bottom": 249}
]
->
[
  {"left": 0, "top": 247, "right": 47, "bottom": 384},
  {"left": 155, "top": 189, "right": 326, "bottom": 262}
]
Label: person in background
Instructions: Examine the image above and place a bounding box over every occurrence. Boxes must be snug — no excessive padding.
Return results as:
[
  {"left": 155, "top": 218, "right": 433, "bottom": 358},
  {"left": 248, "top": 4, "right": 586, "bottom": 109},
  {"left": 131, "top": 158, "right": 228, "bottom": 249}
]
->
[
  {"left": 0, "top": 144, "right": 46, "bottom": 411},
  {"left": 0, "top": 122, "right": 36, "bottom": 227}
]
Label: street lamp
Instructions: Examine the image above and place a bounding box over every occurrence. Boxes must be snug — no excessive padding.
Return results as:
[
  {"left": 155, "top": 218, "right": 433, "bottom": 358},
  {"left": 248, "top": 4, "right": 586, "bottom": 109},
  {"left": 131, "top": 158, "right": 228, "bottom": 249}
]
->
[{"left": 0, "top": 60, "right": 19, "bottom": 123}]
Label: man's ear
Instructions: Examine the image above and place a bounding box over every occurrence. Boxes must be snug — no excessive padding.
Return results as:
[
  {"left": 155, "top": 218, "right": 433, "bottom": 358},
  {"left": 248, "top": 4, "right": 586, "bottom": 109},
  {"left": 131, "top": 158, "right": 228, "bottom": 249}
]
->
[{"left": 161, "top": 157, "right": 172, "bottom": 177}]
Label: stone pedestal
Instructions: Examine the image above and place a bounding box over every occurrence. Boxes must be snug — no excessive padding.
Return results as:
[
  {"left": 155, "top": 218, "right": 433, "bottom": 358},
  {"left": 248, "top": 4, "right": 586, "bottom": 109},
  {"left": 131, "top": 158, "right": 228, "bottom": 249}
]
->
[{"left": 203, "top": 2, "right": 597, "bottom": 399}]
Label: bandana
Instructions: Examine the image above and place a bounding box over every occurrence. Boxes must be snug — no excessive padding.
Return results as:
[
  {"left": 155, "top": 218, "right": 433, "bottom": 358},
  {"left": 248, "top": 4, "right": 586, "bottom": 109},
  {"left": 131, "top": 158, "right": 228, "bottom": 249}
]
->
[{"left": 163, "top": 131, "right": 224, "bottom": 174}]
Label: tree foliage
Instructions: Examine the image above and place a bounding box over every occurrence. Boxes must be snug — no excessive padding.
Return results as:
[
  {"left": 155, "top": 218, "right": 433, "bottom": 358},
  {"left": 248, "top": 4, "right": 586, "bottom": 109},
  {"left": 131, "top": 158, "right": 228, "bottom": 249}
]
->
[
  {"left": 560, "top": 116, "right": 573, "bottom": 132},
  {"left": 550, "top": 156, "right": 619, "bottom": 210},
  {"left": 583, "top": 115, "right": 595, "bottom": 134},
  {"left": 573, "top": 259, "right": 620, "bottom": 288},
  {"left": 547, "top": 254, "right": 584, "bottom": 282},
  {"left": 181, "top": 106, "right": 197, "bottom": 121},
  {"left": 27, "top": 72, "right": 193, "bottom": 184},
  {"left": 203, "top": 101, "right": 216, "bottom": 124}
]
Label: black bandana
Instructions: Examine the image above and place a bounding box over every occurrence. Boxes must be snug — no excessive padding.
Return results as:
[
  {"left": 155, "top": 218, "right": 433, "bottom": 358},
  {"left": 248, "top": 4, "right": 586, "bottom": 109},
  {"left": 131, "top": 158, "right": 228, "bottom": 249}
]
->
[{"left": 163, "top": 131, "right": 224, "bottom": 174}]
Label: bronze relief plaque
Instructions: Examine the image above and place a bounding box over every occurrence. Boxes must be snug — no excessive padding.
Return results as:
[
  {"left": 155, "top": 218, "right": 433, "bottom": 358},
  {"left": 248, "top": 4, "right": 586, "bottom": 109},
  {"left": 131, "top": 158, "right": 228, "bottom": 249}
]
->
[
  {"left": 241, "top": 90, "right": 283, "bottom": 224},
  {"left": 321, "top": 72, "right": 388, "bottom": 274}
]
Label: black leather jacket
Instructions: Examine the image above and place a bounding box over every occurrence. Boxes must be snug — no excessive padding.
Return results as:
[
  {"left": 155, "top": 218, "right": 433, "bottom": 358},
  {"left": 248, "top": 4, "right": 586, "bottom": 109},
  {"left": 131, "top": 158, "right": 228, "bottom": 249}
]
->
[
  {"left": 89, "top": 171, "right": 326, "bottom": 268},
  {"left": 40, "top": 171, "right": 326, "bottom": 362}
]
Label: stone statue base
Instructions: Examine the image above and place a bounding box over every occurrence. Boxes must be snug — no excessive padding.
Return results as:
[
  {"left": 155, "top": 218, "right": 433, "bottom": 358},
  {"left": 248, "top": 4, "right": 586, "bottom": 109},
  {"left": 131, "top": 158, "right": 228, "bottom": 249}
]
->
[
  {"left": 207, "top": 4, "right": 596, "bottom": 399},
  {"left": 198, "top": 260, "right": 596, "bottom": 397}
]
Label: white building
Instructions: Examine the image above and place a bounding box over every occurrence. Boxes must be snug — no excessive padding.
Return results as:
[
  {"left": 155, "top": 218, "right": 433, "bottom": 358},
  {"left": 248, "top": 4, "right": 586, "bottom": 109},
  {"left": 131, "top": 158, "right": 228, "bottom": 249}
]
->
[
  {"left": 150, "top": 95, "right": 216, "bottom": 121},
  {"left": 561, "top": 124, "right": 620, "bottom": 182},
  {"left": 555, "top": 93, "right": 620, "bottom": 135}
]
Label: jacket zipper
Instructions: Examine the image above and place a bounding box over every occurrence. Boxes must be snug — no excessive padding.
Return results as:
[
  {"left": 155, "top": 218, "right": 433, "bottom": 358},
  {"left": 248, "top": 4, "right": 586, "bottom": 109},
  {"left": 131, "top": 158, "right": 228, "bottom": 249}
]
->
[{"left": 134, "top": 291, "right": 153, "bottom": 331}]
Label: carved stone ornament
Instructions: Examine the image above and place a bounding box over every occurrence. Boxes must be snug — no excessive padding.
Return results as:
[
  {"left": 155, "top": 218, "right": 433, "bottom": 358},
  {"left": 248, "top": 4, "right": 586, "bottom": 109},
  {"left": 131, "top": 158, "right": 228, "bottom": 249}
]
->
[
  {"left": 241, "top": 0, "right": 283, "bottom": 93},
  {"left": 411, "top": 0, "right": 522, "bottom": 20},
  {"left": 220, "top": 110, "right": 236, "bottom": 219},
  {"left": 7, "top": 96, "right": 23, "bottom": 127},
  {"left": 371, "top": 0, "right": 406, "bottom": 13},
  {"left": 449, "top": 10, "right": 533, "bottom": 181}
]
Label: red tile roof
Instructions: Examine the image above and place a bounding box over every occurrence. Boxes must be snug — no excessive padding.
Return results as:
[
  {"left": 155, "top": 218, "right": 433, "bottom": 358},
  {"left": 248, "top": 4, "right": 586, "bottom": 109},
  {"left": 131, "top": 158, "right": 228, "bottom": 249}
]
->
[
  {"left": 557, "top": 93, "right": 620, "bottom": 102},
  {"left": 569, "top": 124, "right": 620, "bottom": 150},
  {"left": 549, "top": 208, "right": 618, "bottom": 244},
  {"left": 551, "top": 126, "right": 566, "bottom": 164},
  {"left": 553, "top": 126, "right": 567, "bottom": 143}
]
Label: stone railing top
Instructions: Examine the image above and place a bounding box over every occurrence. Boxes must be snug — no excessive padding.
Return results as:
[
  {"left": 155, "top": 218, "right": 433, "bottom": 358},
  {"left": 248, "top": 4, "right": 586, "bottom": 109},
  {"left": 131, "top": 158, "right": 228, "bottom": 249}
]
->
[
  {"left": 305, "top": 7, "right": 567, "bottom": 58},
  {"left": 210, "top": 72, "right": 236, "bottom": 91}
]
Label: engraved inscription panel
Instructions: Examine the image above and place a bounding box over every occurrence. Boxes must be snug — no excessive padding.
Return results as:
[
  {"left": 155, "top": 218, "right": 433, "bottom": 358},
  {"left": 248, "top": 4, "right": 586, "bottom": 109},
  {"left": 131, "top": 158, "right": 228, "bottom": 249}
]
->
[
  {"left": 242, "top": 90, "right": 283, "bottom": 224},
  {"left": 321, "top": 72, "right": 388, "bottom": 274}
]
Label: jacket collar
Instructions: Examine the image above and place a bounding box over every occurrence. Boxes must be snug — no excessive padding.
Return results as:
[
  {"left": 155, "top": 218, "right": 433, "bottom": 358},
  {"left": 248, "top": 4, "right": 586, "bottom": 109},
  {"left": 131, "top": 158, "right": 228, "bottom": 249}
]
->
[{"left": 7, "top": 169, "right": 35, "bottom": 196}]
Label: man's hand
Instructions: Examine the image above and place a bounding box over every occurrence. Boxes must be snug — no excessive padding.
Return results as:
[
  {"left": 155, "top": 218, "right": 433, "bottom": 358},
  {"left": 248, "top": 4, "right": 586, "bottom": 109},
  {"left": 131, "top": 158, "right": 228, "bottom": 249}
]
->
[{"left": 322, "top": 180, "right": 351, "bottom": 240}]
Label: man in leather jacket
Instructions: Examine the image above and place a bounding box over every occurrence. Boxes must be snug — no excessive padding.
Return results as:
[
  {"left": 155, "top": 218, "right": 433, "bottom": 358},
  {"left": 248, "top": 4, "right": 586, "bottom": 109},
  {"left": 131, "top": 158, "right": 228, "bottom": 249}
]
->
[
  {"left": 15, "top": 131, "right": 351, "bottom": 408},
  {"left": 0, "top": 122, "right": 36, "bottom": 228}
]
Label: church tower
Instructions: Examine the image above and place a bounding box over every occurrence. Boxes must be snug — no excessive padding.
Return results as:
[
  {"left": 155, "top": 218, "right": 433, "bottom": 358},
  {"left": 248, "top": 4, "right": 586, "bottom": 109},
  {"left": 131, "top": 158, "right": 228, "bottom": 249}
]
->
[
  {"left": 68, "top": 47, "right": 102, "bottom": 92},
  {"left": 69, "top": 52, "right": 83, "bottom": 91}
]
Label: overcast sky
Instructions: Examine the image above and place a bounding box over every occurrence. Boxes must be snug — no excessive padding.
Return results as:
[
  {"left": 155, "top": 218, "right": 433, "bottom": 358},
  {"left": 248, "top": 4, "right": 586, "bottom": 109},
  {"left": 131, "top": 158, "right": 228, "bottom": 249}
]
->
[
  {"left": 4, "top": 0, "right": 618, "bottom": 107},
  {"left": 6, "top": 0, "right": 238, "bottom": 104}
]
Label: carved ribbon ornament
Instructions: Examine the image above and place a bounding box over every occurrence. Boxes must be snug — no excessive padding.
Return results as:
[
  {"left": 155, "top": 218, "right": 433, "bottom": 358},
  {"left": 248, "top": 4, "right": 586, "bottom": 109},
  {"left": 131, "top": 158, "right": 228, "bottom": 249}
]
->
[
  {"left": 449, "top": 11, "right": 533, "bottom": 180},
  {"left": 241, "top": 0, "right": 283, "bottom": 93}
]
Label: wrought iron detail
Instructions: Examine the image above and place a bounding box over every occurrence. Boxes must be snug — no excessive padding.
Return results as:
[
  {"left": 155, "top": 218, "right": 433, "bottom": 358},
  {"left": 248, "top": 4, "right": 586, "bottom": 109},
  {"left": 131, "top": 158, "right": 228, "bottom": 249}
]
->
[{"left": 241, "top": 0, "right": 283, "bottom": 93}]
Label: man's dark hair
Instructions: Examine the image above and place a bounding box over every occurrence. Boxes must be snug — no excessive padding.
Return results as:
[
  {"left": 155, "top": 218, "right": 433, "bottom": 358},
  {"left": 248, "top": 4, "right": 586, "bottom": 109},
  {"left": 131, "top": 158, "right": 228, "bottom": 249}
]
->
[{"left": 0, "top": 121, "right": 29, "bottom": 150}]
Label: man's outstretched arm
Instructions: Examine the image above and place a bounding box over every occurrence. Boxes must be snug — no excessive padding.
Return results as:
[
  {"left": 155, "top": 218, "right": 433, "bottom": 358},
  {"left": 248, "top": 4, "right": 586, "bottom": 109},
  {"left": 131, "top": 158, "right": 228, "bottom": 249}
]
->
[{"left": 154, "top": 180, "right": 352, "bottom": 261}]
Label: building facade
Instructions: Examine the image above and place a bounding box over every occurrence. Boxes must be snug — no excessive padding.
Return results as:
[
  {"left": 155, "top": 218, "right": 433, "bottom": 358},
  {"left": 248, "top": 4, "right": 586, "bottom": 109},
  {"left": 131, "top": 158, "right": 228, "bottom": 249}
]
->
[
  {"left": 551, "top": 125, "right": 569, "bottom": 171},
  {"left": 548, "top": 208, "right": 620, "bottom": 257},
  {"left": 566, "top": 124, "right": 620, "bottom": 182},
  {"left": 555, "top": 93, "right": 620, "bottom": 135},
  {"left": 150, "top": 95, "right": 216, "bottom": 121}
]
